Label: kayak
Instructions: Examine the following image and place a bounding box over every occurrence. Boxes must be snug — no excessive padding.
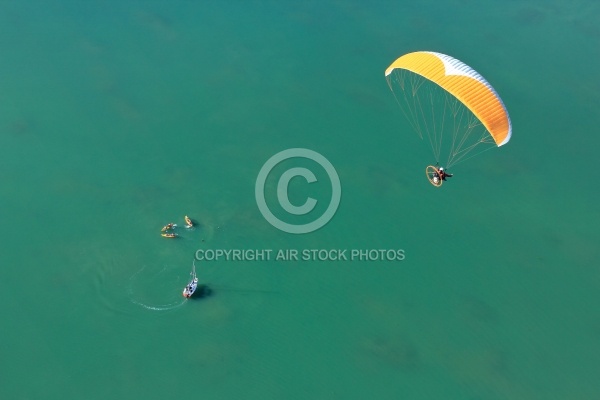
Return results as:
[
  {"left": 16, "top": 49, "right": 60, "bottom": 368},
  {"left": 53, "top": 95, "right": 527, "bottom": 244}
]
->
[
  {"left": 161, "top": 223, "right": 176, "bottom": 232},
  {"left": 161, "top": 233, "right": 177, "bottom": 238}
]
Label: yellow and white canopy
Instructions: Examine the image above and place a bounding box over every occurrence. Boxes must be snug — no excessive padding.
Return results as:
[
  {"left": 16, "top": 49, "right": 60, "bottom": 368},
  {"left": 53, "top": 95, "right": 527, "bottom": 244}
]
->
[{"left": 385, "top": 51, "right": 511, "bottom": 146}]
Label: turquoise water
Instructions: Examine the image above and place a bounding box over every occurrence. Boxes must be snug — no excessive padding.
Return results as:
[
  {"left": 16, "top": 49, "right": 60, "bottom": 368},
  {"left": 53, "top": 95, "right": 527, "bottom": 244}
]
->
[{"left": 1, "top": 1, "right": 599, "bottom": 399}]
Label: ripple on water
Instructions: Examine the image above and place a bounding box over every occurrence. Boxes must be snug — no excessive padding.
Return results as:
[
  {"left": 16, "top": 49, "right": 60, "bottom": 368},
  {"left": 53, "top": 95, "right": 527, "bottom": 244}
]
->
[{"left": 92, "top": 251, "right": 192, "bottom": 315}]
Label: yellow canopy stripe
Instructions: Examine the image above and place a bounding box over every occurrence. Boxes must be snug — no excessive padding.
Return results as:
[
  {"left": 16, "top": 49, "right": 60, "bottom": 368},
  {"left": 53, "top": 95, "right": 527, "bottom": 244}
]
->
[{"left": 385, "top": 51, "right": 511, "bottom": 146}]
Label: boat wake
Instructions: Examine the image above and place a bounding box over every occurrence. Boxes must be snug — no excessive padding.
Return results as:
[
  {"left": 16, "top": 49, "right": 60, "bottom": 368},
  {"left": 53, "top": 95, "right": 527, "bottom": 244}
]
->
[
  {"left": 127, "top": 264, "right": 187, "bottom": 313},
  {"left": 129, "top": 299, "right": 186, "bottom": 312}
]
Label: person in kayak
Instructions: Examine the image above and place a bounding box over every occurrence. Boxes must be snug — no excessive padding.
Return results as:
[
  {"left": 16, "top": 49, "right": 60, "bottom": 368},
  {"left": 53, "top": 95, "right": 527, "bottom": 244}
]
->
[{"left": 161, "top": 223, "right": 175, "bottom": 232}]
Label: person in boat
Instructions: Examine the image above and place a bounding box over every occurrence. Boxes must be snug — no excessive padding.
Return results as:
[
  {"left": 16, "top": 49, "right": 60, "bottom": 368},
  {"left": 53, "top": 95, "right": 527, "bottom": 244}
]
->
[
  {"left": 161, "top": 223, "right": 175, "bottom": 232},
  {"left": 184, "top": 282, "right": 196, "bottom": 298},
  {"left": 438, "top": 167, "right": 453, "bottom": 181}
]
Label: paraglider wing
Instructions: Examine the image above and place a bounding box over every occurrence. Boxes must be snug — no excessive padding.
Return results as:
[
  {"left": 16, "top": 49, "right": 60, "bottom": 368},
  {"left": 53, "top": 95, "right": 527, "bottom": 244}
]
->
[{"left": 385, "top": 51, "right": 511, "bottom": 147}]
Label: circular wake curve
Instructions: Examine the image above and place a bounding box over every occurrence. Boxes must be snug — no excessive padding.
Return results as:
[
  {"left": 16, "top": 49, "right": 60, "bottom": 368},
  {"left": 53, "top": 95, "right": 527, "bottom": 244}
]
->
[{"left": 126, "top": 264, "right": 188, "bottom": 313}]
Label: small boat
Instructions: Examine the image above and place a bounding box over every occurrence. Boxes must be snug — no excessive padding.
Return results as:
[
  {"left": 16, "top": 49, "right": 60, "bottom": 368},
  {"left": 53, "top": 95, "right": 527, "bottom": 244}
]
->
[
  {"left": 184, "top": 215, "right": 193, "bottom": 228},
  {"left": 161, "top": 223, "right": 176, "bottom": 232},
  {"left": 183, "top": 262, "right": 198, "bottom": 298},
  {"left": 161, "top": 232, "right": 177, "bottom": 238}
]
